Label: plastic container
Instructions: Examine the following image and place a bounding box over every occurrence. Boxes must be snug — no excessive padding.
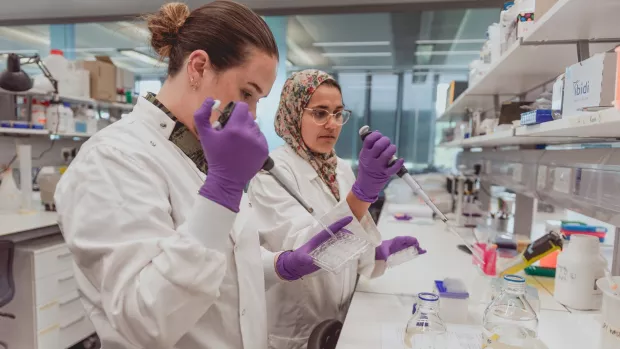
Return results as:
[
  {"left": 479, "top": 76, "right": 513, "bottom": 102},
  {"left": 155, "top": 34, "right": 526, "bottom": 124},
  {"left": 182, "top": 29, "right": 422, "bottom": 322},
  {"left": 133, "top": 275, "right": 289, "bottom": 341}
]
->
[
  {"left": 386, "top": 246, "right": 419, "bottom": 268},
  {"left": 405, "top": 292, "right": 447, "bottom": 347},
  {"left": 58, "top": 102, "right": 75, "bottom": 134},
  {"left": 554, "top": 235, "right": 606, "bottom": 310},
  {"left": 597, "top": 276, "right": 620, "bottom": 349},
  {"left": 308, "top": 229, "right": 370, "bottom": 274},
  {"left": 86, "top": 105, "right": 98, "bottom": 134},
  {"left": 45, "top": 101, "right": 61, "bottom": 132},
  {"left": 483, "top": 275, "right": 538, "bottom": 348},
  {"left": 434, "top": 278, "right": 469, "bottom": 324}
]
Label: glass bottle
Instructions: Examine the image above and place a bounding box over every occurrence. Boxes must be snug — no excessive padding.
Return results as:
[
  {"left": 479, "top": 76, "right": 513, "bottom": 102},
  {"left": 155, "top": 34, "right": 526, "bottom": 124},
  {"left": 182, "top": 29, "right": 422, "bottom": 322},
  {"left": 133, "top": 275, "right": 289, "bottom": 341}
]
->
[
  {"left": 404, "top": 292, "right": 447, "bottom": 348},
  {"left": 483, "top": 275, "right": 538, "bottom": 348}
]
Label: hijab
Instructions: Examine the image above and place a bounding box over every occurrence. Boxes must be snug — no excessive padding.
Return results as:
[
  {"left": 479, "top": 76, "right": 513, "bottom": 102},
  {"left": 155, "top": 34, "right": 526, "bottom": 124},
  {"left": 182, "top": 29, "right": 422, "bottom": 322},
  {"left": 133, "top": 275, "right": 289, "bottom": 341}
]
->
[{"left": 274, "top": 69, "right": 341, "bottom": 201}]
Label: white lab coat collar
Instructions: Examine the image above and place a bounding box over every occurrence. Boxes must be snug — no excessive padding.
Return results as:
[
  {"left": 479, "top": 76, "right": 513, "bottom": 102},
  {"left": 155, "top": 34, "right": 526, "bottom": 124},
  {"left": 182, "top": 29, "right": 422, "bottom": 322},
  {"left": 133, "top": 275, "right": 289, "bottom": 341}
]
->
[
  {"left": 133, "top": 96, "right": 177, "bottom": 139},
  {"left": 281, "top": 144, "right": 347, "bottom": 203}
]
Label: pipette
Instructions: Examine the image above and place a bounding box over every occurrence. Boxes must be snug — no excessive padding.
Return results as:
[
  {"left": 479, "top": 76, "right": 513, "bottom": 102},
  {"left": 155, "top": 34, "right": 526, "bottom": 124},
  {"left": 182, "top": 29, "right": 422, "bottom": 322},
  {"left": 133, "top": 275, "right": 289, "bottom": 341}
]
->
[
  {"left": 211, "top": 100, "right": 336, "bottom": 237},
  {"left": 358, "top": 125, "right": 448, "bottom": 222}
]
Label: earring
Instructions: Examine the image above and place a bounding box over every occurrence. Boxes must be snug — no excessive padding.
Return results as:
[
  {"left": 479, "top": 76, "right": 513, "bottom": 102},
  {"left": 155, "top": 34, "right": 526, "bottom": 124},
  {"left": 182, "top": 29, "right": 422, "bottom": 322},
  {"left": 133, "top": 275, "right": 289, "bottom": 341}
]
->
[{"left": 190, "top": 77, "right": 197, "bottom": 91}]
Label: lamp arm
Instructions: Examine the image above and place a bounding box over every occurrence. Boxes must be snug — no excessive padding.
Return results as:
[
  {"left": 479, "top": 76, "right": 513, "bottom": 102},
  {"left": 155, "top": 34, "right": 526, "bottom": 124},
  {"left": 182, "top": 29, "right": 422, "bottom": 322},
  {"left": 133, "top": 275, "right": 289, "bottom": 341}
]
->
[{"left": 20, "top": 54, "right": 59, "bottom": 96}]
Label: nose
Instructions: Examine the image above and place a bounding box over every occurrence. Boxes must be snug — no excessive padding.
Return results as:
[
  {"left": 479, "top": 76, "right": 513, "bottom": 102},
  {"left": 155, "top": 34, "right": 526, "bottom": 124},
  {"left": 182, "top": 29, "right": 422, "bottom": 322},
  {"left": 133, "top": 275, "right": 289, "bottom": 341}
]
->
[{"left": 324, "top": 116, "right": 338, "bottom": 130}]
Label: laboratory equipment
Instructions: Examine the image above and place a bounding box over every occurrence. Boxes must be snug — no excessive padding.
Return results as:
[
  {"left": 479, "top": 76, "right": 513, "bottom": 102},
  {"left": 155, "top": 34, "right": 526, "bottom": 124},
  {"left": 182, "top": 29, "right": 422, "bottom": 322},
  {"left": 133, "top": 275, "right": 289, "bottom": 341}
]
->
[
  {"left": 385, "top": 246, "right": 420, "bottom": 268},
  {"left": 483, "top": 275, "right": 538, "bottom": 348},
  {"left": 434, "top": 278, "right": 469, "bottom": 324},
  {"left": 215, "top": 102, "right": 370, "bottom": 273},
  {"left": 554, "top": 235, "right": 606, "bottom": 310},
  {"left": 359, "top": 125, "right": 448, "bottom": 223},
  {"left": 597, "top": 276, "right": 620, "bottom": 349},
  {"left": 404, "top": 292, "right": 447, "bottom": 348},
  {"left": 499, "top": 231, "right": 563, "bottom": 276}
]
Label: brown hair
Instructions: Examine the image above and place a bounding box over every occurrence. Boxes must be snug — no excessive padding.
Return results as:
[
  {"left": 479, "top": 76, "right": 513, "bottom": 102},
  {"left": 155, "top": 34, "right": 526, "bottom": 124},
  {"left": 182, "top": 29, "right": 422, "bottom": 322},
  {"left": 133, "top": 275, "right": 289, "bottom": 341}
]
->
[{"left": 147, "top": 1, "right": 279, "bottom": 76}]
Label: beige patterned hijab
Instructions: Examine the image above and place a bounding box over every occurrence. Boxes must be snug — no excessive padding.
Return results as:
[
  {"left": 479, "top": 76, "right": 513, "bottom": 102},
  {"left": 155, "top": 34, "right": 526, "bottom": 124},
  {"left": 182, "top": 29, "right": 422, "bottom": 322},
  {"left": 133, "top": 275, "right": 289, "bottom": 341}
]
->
[{"left": 275, "top": 69, "right": 341, "bottom": 201}]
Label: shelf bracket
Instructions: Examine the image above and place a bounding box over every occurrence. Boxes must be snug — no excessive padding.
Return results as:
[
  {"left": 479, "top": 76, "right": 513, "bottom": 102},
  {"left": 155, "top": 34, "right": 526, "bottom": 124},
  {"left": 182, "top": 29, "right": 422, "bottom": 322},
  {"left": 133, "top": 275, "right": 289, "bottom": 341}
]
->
[{"left": 576, "top": 40, "right": 590, "bottom": 62}]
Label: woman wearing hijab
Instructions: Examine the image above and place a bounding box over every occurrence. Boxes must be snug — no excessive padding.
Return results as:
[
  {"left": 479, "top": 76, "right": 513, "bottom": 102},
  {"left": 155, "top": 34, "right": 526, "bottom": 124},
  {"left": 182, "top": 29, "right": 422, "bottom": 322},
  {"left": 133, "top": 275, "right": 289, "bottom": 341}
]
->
[{"left": 247, "top": 69, "right": 426, "bottom": 348}]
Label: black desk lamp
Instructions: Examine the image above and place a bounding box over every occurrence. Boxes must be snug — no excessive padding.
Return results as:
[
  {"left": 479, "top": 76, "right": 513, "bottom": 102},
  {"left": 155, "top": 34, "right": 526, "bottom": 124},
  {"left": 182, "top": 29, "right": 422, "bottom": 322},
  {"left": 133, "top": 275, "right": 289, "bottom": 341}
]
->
[{"left": 0, "top": 53, "right": 58, "bottom": 95}]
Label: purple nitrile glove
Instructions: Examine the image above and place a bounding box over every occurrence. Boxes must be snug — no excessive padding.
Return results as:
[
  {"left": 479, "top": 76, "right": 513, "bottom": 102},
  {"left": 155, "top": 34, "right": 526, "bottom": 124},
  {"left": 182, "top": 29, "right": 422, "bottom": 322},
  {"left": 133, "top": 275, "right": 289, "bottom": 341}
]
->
[
  {"left": 195, "top": 98, "right": 268, "bottom": 212},
  {"left": 276, "top": 216, "right": 354, "bottom": 281},
  {"left": 375, "top": 236, "right": 426, "bottom": 261},
  {"left": 352, "top": 131, "right": 405, "bottom": 203}
]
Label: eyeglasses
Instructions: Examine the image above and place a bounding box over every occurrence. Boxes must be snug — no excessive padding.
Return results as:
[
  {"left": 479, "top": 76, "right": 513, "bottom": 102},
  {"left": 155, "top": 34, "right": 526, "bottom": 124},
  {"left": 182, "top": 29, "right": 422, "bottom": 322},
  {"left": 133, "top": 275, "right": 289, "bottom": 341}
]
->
[{"left": 304, "top": 108, "right": 352, "bottom": 126}]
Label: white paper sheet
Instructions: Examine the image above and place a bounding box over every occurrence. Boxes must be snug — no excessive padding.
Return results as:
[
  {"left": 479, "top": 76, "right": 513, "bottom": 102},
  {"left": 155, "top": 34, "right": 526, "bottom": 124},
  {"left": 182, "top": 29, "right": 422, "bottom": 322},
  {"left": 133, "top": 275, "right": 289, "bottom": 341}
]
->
[{"left": 381, "top": 323, "right": 483, "bottom": 349}]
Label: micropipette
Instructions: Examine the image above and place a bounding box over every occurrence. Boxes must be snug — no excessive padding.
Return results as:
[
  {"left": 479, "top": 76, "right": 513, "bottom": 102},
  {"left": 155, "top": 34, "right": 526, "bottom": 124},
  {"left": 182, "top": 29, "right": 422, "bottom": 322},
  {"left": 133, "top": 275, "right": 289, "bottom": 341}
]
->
[
  {"left": 358, "top": 125, "right": 448, "bottom": 222},
  {"left": 211, "top": 100, "right": 336, "bottom": 236}
]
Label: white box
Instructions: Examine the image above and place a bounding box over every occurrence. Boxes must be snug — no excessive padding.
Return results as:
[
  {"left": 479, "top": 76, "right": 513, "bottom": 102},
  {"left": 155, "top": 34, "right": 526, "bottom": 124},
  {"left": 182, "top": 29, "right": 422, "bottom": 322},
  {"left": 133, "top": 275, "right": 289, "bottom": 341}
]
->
[{"left": 563, "top": 52, "right": 616, "bottom": 116}]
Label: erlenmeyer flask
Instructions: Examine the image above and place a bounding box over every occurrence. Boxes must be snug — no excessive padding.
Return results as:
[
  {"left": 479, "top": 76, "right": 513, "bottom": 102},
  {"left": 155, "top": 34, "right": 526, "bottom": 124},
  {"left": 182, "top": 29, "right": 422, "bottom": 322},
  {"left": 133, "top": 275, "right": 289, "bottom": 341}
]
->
[
  {"left": 404, "top": 292, "right": 447, "bottom": 348},
  {"left": 483, "top": 275, "right": 538, "bottom": 348}
]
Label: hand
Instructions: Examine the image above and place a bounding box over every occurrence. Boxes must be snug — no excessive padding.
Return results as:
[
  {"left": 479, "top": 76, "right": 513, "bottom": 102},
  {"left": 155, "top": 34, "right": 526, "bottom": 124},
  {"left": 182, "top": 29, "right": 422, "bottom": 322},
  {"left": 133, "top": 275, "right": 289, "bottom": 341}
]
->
[
  {"left": 375, "top": 236, "right": 426, "bottom": 261},
  {"left": 195, "top": 98, "right": 268, "bottom": 212},
  {"left": 352, "top": 131, "right": 404, "bottom": 202},
  {"left": 276, "top": 216, "right": 354, "bottom": 281}
]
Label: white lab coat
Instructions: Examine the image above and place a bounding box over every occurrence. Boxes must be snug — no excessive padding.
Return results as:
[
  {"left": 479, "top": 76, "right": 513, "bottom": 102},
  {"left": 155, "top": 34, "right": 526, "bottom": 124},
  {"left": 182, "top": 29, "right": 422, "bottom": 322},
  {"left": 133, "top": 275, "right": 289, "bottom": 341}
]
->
[
  {"left": 54, "top": 97, "right": 277, "bottom": 349},
  {"left": 247, "top": 145, "right": 387, "bottom": 349}
]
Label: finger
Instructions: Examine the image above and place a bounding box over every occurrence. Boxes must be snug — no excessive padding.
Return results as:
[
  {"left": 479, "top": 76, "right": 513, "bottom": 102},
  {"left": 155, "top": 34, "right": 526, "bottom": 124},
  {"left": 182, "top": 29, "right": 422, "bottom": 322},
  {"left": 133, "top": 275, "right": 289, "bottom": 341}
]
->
[
  {"left": 378, "top": 144, "right": 397, "bottom": 165},
  {"left": 363, "top": 131, "right": 382, "bottom": 149},
  {"left": 227, "top": 101, "right": 251, "bottom": 127},
  {"left": 417, "top": 247, "right": 427, "bottom": 255},
  {"left": 369, "top": 137, "right": 391, "bottom": 158},
  {"left": 327, "top": 216, "right": 354, "bottom": 233},
  {"left": 387, "top": 158, "right": 405, "bottom": 176},
  {"left": 194, "top": 98, "right": 216, "bottom": 130}
]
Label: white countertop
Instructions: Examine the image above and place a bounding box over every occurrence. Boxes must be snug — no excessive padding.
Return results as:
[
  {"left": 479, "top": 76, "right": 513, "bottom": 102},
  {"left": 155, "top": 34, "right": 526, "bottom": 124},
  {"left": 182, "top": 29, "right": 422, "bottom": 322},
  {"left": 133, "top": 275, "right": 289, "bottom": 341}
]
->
[
  {"left": 337, "top": 201, "right": 602, "bottom": 349},
  {"left": 0, "top": 210, "right": 59, "bottom": 238}
]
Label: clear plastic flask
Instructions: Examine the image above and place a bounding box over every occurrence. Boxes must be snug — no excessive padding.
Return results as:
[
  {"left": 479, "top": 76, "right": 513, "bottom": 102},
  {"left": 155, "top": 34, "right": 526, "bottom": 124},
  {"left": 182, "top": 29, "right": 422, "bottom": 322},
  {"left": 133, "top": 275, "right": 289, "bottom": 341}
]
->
[
  {"left": 483, "top": 274, "right": 538, "bottom": 348},
  {"left": 404, "top": 292, "right": 447, "bottom": 348}
]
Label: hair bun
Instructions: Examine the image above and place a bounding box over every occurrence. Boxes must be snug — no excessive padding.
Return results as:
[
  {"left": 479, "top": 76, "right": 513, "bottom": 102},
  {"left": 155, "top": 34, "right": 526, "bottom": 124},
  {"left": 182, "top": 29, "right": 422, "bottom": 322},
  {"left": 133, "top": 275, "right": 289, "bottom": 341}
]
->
[{"left": 147, "top": 2, "right": 190, "bottom": 58}]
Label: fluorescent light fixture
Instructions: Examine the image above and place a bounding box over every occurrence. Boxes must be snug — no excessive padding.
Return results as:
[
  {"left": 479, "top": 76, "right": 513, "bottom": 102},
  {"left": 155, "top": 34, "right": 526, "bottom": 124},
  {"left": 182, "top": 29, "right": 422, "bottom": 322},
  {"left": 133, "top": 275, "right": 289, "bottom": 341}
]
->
[
  {"left": 331, "top": 65, "right": 393, "bottom": 70},
  {"left": 322, "top": 52, "right": 392, "bottom": 58},
  {"left": 415, "top": 51, "right": 480, "bottom": 56},
  {"left": 118, "top": 49, "right": 160, "bottom": 66},
  {"left": 286, "top": 59, "right": 293, "bottom": 68},
  {"left": 415, "top": 39, "right": 486, "bottom": 45},
  {"left": 313, "top": 41, "right": 390, "bottom": 47},
  {"left": 413, "top": 64, "right": 469, "bottom": 70},
  {"left": 0, "top": 27, "right": 50, "bottom": 46}
]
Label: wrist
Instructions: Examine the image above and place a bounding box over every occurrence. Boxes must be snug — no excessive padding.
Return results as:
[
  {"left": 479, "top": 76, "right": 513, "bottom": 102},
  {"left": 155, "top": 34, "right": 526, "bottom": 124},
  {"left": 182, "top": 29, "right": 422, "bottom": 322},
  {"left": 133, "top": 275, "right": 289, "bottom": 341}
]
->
[
  {"left": 352, "top": 180, "right": 378, "bottom": 203},
  {"left": 275, "top": 251, "right": 299, "bottom": 281},
  {"left": 199, "top": 175, "right": 245, "bottom": 212}
]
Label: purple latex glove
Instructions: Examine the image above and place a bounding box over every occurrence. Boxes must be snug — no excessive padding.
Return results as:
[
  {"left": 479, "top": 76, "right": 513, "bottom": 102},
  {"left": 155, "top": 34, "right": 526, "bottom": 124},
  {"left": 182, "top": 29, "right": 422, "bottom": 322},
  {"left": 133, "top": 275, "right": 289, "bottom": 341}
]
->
[
  {"left": 352, "top": 131, "right": 405, "bottom": 202},
  {"left": 375, "top": 236, "right": 426, "bottom": 261},
  {"left": 195, "top": 98, "right": 268, "bottom": 212},
  {"left": 276, "top": 216, "right": 354, "bottom": 281}
]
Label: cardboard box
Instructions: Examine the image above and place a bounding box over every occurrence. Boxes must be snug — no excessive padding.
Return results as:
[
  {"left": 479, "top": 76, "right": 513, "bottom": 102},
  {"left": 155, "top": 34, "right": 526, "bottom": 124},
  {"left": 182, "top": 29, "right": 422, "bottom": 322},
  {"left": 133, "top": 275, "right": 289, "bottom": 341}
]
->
[
  {"left": 79, "top": 56, "right": 116, "bottom": 102},
  {"left": 563, "top": 52, "right": 616, "bottom": 116}
]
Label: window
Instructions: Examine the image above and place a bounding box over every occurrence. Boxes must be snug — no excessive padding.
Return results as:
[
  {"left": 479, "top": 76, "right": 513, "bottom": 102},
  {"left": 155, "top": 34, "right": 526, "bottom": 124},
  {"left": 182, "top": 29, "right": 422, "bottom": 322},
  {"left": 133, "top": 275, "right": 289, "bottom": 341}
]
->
[{"left": 336, "top": 73, "right": 367, "bottom": 162}]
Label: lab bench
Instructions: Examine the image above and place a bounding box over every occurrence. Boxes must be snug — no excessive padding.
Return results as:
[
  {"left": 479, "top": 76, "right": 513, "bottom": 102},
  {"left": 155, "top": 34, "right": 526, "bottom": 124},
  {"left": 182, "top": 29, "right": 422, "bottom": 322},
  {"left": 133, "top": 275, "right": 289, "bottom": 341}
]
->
[
  {"left": 336, "top": 200, "right": 604, "bottom": 349},
  {"left": 0, "top": 211, "right": 95, "bottom": 349}
]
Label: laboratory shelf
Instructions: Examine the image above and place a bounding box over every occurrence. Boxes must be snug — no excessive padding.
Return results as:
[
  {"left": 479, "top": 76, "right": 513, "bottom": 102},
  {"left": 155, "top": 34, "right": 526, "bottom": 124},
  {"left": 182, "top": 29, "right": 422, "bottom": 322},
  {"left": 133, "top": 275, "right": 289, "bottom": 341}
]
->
[
  {"left": 438, "top": 139, "right": 463, "bottom": 148},
  {"left": 52, "top": 132, "right": 94, "bottom": 138},
  {"left": 524, "top": 0, "right": 620, "bottom": 43},
  {"left": 515, "top": 107, "right": 620, "bottom": 141},
  {"left": 460, "top": 129, "right": 516, "bottom": 148},
  {"left": 0, "top": 127, "right": 49, "bottom": 135}
]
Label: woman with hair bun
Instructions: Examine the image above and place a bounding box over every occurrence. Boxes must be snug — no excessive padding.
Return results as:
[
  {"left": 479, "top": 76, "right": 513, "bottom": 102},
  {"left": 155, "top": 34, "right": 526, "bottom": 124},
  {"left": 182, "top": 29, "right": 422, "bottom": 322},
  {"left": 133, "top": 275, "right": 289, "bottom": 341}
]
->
[{"left": 54, "top": 2, "right": 349, "bottom": 348}]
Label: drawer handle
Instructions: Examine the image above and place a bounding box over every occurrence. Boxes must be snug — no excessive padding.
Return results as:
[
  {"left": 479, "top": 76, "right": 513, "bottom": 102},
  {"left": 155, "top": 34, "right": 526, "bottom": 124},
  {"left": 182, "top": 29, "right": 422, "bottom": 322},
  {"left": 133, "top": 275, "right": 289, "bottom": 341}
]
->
[
  {"left": 60, "top": 315, "right": 85, "bottom": 329},
  {"left": 59, "top": 295, "right": 81, "bottom": 306},
  {"left": 57, "top": 275, "right": 75, "bottom": 283},
  {"left": 57, "top": 252, "right": 73, "bottom": 259}
]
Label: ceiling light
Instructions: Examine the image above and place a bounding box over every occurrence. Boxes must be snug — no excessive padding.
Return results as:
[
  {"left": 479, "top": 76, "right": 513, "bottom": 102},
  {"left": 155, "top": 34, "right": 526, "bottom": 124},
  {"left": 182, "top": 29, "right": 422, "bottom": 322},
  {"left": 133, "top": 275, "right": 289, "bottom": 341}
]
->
[
  {"left": 313, "top": 41, "right": 390, "bottom": 47},
  {"left": 118, "top": 49, "right": 161, "bottom": 66},
  {"left": 286, "top": 38, "right": 315, "bottom": 66},
  {"left": 331, "top": 65, "right": 393, "bottom": 70},
  {"left": 415, "top": 51, "right": 480, "bottom": 56},
  {"left": 286, "top": 59, "right": 293, "bottom": 68},
  {"left": 322, "top": 52, "right": 392, "bottom": 58},
  {"left": 415, "top": 39, "right": 486, "bottom": 45},
  {"left": 412, "top": 64, "right": 469, "bottom": 70}
]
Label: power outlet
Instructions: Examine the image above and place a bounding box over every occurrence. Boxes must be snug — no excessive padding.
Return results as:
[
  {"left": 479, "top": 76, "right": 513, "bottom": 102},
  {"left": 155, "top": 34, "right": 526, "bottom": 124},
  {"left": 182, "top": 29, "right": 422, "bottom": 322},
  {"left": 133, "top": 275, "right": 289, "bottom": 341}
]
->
[{"left": 61, "top": 147, "right": 74, "bottom": 162}]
